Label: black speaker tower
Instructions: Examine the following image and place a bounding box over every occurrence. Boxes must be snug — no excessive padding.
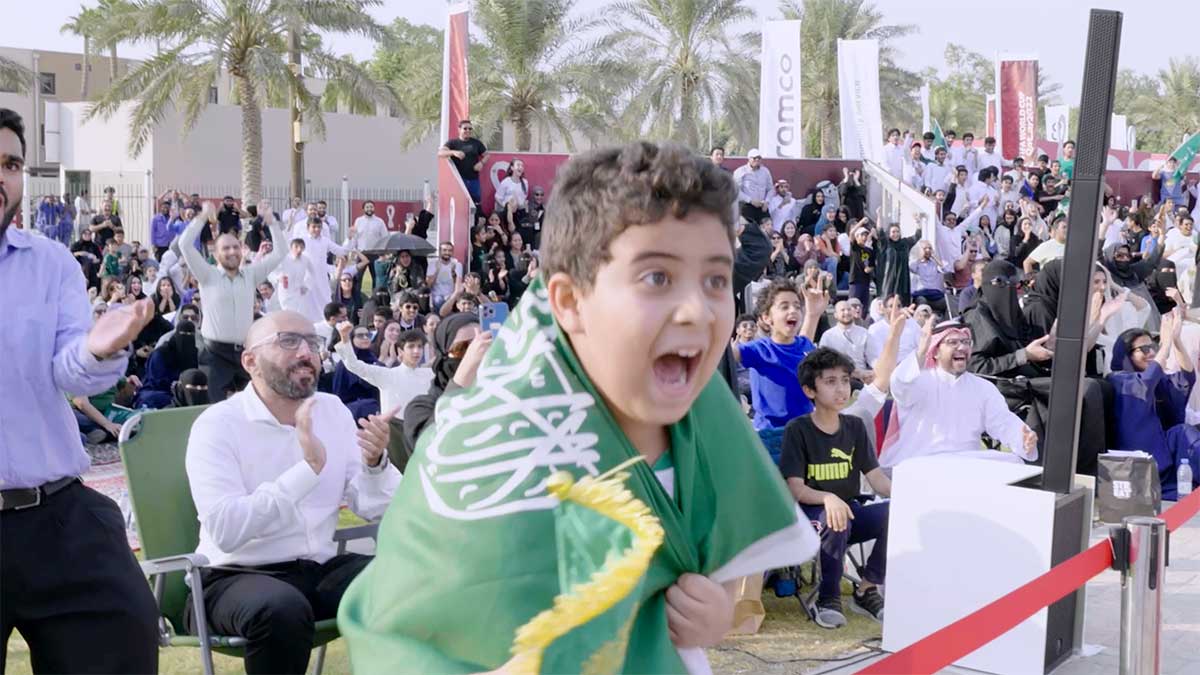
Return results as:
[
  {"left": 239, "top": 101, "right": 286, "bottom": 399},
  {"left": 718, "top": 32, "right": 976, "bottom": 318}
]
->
[{"left": 1036, "top": 9, "right": 1123, "bottom": 672}]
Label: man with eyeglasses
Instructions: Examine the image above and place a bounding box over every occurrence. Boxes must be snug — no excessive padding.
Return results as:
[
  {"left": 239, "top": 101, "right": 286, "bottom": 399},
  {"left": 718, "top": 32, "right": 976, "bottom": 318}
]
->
[
  {"left": 879, "top": 318, "right": 1038, "bottom": 469},
  {"left": 438, "top": 119, "right": 488, "bottom": 205},
  {"left": 180, "top": 200, "right": 286, "bottom": 402},
  {"left": 184, "top": 310, "right": 401, "bottom": 674}
]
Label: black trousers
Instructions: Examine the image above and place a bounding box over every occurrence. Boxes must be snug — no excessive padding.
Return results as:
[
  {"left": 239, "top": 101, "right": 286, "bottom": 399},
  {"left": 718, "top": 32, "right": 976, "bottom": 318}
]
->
[
  {"left": 739, "top": 202, "right": 769, "bottom": 227},
  {"left": 199, "top": 338, "right": 248, "bottom": 403},
  {"left": 184, "top": 554, "right": 370, "bottom": 675},
  {"left": 0, "top": 482, "right": 159, "bottom": 674}
]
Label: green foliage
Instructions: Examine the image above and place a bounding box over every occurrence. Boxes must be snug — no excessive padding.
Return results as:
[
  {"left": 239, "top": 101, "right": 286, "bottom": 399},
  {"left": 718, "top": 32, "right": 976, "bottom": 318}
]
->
[{"left": 923, "top": 43, "right": 1061, "bottom": 138}]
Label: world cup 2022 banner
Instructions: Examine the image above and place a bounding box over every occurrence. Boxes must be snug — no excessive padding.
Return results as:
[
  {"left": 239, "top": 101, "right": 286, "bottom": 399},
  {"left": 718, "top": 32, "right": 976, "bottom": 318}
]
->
[{"left": 997, "top": 58, "right": 1038, "bottom": 161}]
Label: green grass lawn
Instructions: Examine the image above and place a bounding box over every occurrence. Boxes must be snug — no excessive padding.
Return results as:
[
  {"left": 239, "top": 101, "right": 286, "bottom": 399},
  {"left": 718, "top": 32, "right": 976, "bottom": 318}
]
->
[{"left": 6, "top": 528, "right": 877, "bottom": 675}]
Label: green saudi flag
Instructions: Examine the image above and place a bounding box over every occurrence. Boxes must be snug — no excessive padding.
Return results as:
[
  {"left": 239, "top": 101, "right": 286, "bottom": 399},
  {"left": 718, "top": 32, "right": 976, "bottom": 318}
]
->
[
  {"left": 338, "top": 277, "right": 816, "bottom": 674},
  {"left": 932, "top": 119, "right": 947, "bottom": 152},
  {"left": 1168, "top": 131, "right": 1200, "bottom": 181}
]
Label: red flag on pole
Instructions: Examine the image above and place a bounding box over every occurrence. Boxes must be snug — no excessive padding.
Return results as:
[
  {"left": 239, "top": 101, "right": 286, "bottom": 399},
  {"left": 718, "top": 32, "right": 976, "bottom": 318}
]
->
[
  {"left": 997, "top": 58, "right": 1038, "bottom": 161},
  {"left": 438, "top": 3, "right": 473, "bottom": 263}
]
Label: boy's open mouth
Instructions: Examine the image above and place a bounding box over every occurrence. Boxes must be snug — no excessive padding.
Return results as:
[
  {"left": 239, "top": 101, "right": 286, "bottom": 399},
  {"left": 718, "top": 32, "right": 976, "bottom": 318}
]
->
[{"left": 652, "top": 348, "right": 702, "bottom": 396}]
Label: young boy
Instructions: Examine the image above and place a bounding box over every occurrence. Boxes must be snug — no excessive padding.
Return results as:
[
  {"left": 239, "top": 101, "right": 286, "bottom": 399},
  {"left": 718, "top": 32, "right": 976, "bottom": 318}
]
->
[
  {"left": 782, "top": 347, "right": 893, "bottom": 629},
  {"left": 100, "top": 238, "right": 122, "bottom": 281},
  {"left": 339, "top": 142, "right": 816, "bottom": 673},
  {"left": 732, "top": 278, "right": 826, "bottom": 459}
]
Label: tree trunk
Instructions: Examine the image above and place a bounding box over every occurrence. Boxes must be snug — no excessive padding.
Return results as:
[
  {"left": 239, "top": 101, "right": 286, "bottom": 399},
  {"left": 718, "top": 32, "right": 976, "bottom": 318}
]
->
[
  {"left": 80, "top": 37, "right": 90, "bottom": 100},
  {"left": 680, "top": 76, "right": 698, "bottom": 150},
  {"left": 819, "top": 97, "right": 835, "bottom": 158},
  {"left": 109, "top": 45, "right": 118, "bottom": 81},
  {"left": 288, "top": 27, "right": 304, "bottom": 201},
  {"left": 514, "top": 110, "right": 532, "bottom": 152},
  {"left": 235, "top": 74, "right": 263, "bottom": 206}
]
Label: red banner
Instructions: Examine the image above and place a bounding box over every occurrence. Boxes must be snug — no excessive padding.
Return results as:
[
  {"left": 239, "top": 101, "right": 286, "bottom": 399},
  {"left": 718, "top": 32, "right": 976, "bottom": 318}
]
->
[
  {"left": 998, "top": 59, "right": 1038, "bottom": 161},
  {"left": 348, "top": 200, "right": 422, "bottom": 232},
  {"left": 479, "top": 152, "right": 569, "bottom": 216},
  {"left": 437, "top": 3, "right": 472, "bottom": 262}
]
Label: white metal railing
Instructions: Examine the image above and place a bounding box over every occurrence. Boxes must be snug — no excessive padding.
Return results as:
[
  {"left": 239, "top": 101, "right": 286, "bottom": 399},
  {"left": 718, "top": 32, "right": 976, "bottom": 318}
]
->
[{"left": 862, "top": 160, "right": 936, "bottom": 248}]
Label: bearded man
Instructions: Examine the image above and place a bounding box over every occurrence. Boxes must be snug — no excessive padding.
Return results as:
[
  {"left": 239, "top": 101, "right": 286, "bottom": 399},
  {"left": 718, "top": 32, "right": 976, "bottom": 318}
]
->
[
  {"left": 184, "top": 310, "right": 401, "bottom": 674},
  {"left": 180, "top": 200, "right": 286, "bottom": 401}
]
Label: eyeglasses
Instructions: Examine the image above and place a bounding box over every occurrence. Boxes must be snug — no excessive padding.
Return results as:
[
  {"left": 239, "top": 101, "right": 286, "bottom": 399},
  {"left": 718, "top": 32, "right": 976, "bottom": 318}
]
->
[
  {"left": 941, "top": 338, "right": 974, "bottom": 349},
  {"left": 1133, "top": 344, "right": 1158, "bottom": 356},
  {"left": 402, "top": 304, "right": 420, "bottom": 311},
  {"left": 247, "top": 331, "right": 323, "bottom": 352}
]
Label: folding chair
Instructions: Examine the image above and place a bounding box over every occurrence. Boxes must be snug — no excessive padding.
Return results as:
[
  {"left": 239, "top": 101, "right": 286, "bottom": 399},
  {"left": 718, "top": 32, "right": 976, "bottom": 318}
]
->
[
  {"left": 796, "top": 496, "right": 879, "bottom": 623},
  {"left": 118, "top": 407, "right": 378, "bottom": 675}
]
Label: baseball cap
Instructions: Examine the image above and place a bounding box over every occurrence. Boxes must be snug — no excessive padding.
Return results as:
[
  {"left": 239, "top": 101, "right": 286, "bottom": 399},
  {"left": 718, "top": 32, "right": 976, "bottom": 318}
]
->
[{"left": 747, "top": 148, "right": 763, "bottom": 158}]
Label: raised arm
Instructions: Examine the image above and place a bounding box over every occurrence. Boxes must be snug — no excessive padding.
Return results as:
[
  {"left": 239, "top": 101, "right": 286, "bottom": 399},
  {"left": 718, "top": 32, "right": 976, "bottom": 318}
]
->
[
  {"left": 250, "top": 202, "right": 287, "bottom": 282},
  {"left": 177, "top": 207, "right": 213, "bottom": 284}
]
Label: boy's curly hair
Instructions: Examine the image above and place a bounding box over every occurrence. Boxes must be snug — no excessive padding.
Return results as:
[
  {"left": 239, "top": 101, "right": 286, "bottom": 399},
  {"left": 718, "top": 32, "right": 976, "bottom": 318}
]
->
[
  {"left": 540, "top": 142, "right": 737, "bottom": 289},
  {"left": 797, "top": 347, "right": 855, "bottom": 392},
  {"left": 754, "top": 277, "right": 801, "bottom": 318}
]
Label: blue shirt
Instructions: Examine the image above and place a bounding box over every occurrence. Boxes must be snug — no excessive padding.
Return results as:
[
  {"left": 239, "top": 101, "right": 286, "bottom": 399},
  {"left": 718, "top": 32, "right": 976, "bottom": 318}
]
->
[
  {"left": 738, "top": 337, "right": 816, "bottom": 430},
  {"left": 0, "top": 227, "right": 129, "bottom": 489},
  {"left": 150, "top": 213, "right": 173, "bottom": 247}
]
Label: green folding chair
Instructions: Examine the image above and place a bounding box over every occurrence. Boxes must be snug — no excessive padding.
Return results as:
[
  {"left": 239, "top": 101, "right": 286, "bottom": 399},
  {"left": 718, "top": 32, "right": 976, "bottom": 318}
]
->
[{"left": 118, "top": 406, "right": 378, "bottom": 675}]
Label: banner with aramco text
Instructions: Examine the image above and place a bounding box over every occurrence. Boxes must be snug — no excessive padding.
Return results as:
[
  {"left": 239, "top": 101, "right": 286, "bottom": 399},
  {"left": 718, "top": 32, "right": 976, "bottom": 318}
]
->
[
  {"left": 837, "top": 39, "right": 883, "bottom": 162},
  {"left": 758, "top": 20, "right": 803, "bottom": 158},
  {"left": 996, "top": 56, "right": 1039, "bottom": 161}
]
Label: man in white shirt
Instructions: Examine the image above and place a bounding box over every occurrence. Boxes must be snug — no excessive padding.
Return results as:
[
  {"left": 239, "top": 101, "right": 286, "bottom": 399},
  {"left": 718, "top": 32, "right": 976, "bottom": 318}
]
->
[
  {"left": 314, "top": 302, "right": 347, "bottom": 373},
  {"left": 302, "top": 217, "right": 348, "bottom": 283},
  {"left": 767, "top": 180, "right": 798, "bottom": 232},
  {"left": 347, "top": 201, "right": 390, "bottom": 290},
  {"left": 925, "top": 147, "right": 952, "bottom": 194},
  {"left": 967, "top": 168, "right": 1000, "bottom": 226},
  {"left": 997, "top": 175, "right": 1021, "bottom": 213},
  {"left": 1005, "top": 157, "right": 1028, "bottom": 186},
  {"left": 866, "top": 294, "right": 921, "bottom": 368},
  {"left": 1024, "top": 215, "right": 1068, "bottom": 274},
  {"left": 880, "top": 320, "right": 1037, "bottom": 468},
  {"left": 977, "top": 136, "right": 1003, "bottom": 173},
  {"left": 946, "top": 167, "right": 972, "bottom": 216},
  {"left": 935, "top": 210, "right": 970, "bottom": 267},
  {"left": 882, "top": 128, "right": 905, "bottom": 178},
  {"left": 334, "top": 321, "right": 434, "bottom": 471},
  {"left": 951, "top": 132, "right": 979, "bottom": 175},
  {"left": 425, "top": 242, "right": 463, "bottom": 312},
  {"left": 184, "top": 311, "right": 400, "bottom": 674},
  {"left": 281, "top": 196, "right": 305, "bottom": 229},
  {"left": 732, "top": 149, "right": 773, "bottom": 225},
  {"left": 820, "top": 300, "right": 873, "bottom": 382},
  {"left": 316, "top": 200, "right": 339, "bottom": 238},
  {"left": 920, "top": 132, "right": 937, "bottom": 162},
  {"left": 902, "top": 142, "right": 926, "bottom": 191}
]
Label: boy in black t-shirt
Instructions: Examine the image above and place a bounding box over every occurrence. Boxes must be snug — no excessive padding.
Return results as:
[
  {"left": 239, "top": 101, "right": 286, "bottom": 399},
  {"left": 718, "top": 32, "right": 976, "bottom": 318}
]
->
[{"left": 781, "top": 347, "right": 892, "bottom": 629}]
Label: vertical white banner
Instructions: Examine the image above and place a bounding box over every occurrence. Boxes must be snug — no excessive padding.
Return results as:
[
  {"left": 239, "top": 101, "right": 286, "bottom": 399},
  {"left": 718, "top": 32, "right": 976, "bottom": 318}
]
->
[
  {"left": 1110, "top": 114, "right": 1129, "bottom": 151},
  {"left": 919, "top": 83, "right": 931, "bottom": 134},
  {"left": 837, "top": 39, "right": 883, "bottom": 162},
  {"left": 1044, "top": 104, "right": 1070, "bottom": 145},
  {"left": 759, "top": 20, "right": 802, "bottom": 158}
]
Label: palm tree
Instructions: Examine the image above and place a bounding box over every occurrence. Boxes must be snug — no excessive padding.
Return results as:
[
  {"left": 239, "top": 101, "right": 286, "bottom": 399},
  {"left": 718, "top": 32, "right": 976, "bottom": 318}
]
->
[
  {"left": 87, "top": 0, "right": 399, "bottom": 206},
  {"left": 596, "top": 0, "right": 758, "bottom": 150},
  {"left": 0, "top": 55, "right": 33, "bottom": 95},
  {"left": 60, "top": 7, "right": 96, "bottom": 99},
  {"left": 471, "top": 0, "right": 599, "bottom": 151},
  {"left": 780, "top": 0, "right": 917, "bottom": 157}
]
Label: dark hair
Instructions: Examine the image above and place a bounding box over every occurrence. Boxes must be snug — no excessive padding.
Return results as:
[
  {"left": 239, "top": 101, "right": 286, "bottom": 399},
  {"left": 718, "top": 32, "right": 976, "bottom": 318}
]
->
[
  {"left": 923, "top": 132, "right": 935, "bottom": 140},
  {"left": 459, "top": 119, "right": 472, "bottom": 127},
  {"left": 399, "top": 329, "right": 426, "bottom": 347},
  {"left": 1, "top": 109, "right": 28, "bottom": 156},
  {"left": 963, "top": 132, "right": 974, "bottom": 140},
  {"left": 540, "top": 142, "right": 736, "bottom": 289},
  {"left": 317, "top": 200, "right": 327, "bottom": 207},
  {"left": 397, "top": 291, "right": 420, "bottom": 307},
  {"left": 374, "top": 307, "right": 394, "bottom": 320},
  {"left": 1001, "top": 174, "right": 1013, "bottom": 183},
  {"left": 710, "top": 146, "right": 725, "bottom": 154},
  {"left": 797, "top": 347, "right": 855, "bottom": 392},
  {"left": 258, "top": 279, "right": 274, "bottom": 291},
  {"left": 179, "top": 303, "right": 200, "bottom": 316},
  {"left": 289, "top": 237, "right": 305, "bottom": 248},
  {"left": 1063, "top": 140, "right": 1076, "bottom": 148},
  {"left": 362, "top": 199, "right": 374, "bottom": 208},
  {"left": 754, "top": 277, "right": 800, "bottom": 318},
  {"left": 736, "top": 313, "right": 757, "bottom": 326},
  {"left": 323, "top": 302, "right": 345, "bottom": 320},
  {"left": 945, "top": 129, "right": 957, "bottom": 137},
  {"left": 887, "top": 128, "right": 901, "bottom": 136}
]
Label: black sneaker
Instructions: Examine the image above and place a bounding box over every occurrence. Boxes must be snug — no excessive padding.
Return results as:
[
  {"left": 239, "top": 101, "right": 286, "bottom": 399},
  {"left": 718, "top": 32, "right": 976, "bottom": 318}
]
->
[
  {"left": 813, "top": 597, "right": 847, "bottom": 629},
  {"left": 851, "top": 586, "right": 885, "bottom": 622}
]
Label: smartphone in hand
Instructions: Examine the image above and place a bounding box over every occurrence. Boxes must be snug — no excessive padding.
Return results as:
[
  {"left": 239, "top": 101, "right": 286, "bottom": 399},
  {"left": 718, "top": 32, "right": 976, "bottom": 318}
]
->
[{"left": 479, "top": 302, "right": 509, "bottom": 338}]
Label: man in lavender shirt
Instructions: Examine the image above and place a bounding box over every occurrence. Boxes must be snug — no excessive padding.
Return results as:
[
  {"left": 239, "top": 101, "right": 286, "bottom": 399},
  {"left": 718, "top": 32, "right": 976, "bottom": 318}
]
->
[{"left": 0, "top": 109, "right": 159, "bottom": 673}]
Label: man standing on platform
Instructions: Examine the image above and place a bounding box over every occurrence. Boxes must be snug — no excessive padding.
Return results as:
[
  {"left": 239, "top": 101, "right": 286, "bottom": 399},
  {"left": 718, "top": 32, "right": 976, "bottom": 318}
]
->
[
  {"left": 180, "top": 200, "right": 286, "bottom": 402},
  {"left": 438, "top": 119, "right": 488, "bottom": 206},
  {"left": 0, "top": 108, "right": 160, "bottom": 674}
]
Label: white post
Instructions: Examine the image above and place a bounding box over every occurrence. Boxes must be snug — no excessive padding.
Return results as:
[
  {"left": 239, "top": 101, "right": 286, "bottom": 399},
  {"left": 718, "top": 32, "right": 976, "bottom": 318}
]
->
[
  {"left": 144, "top": 169, "right": 153, "bottom": 245},
  {"left": 58, "top": 164, "right": 67, "bottom": 201},
  {"left": 341, "top": 175, "right": 350, "bottom": 242},
  {"left": 21, "top": 166, "right": 31, "bottom": 232}
]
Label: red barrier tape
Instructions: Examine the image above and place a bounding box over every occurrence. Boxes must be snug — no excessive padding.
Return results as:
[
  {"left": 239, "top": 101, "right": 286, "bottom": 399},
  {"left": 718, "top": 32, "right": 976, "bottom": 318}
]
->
[{"left": 858, "top": 488, "right": 1200, "bottom": 675}]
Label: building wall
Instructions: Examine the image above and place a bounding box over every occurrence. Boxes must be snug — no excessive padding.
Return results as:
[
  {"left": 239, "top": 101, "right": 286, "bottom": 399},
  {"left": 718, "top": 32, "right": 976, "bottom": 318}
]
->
[{"left": 59, "top": 100, "right": 439, "bottom": 192}]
